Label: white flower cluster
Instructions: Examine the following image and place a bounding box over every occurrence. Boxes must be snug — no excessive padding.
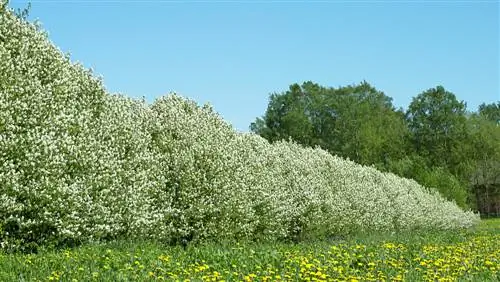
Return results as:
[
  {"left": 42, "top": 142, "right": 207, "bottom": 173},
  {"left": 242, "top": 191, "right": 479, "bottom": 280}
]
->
[{"left": 0, "top": 7, "right": 479, "bottom": 249}]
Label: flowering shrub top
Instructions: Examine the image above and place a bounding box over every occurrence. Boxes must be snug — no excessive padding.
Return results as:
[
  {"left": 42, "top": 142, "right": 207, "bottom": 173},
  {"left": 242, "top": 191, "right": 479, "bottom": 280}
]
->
[{"left": 0, "top": 5, "right": 479, "bottom": 250}]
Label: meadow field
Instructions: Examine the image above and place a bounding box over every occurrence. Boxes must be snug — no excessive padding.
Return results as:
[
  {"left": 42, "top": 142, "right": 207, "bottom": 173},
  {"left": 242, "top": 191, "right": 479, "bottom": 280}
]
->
[{"left": 0, "top": 218, "right": 498, "bottom": 281}]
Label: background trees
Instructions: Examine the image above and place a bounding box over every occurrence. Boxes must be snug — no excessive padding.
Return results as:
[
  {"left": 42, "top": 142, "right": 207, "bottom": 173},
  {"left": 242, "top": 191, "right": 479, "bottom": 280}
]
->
[
  {"left": 251, "top": 81, "right": 409, "bottom": 167},
  {"left": 252, "top": 82, "right": 499, "bottom": 213},
  {"left": 467, "top": 103, "right": 500, "bottom": 215},
  {"left": 406, "top": 86, "right": 468, "bottom": 171}
]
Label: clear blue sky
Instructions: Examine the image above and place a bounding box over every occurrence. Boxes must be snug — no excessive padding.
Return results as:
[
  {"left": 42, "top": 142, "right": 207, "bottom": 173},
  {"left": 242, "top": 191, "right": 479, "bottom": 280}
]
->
[{"left": 8, "top": 0, "right": 500, "bottom": 132}]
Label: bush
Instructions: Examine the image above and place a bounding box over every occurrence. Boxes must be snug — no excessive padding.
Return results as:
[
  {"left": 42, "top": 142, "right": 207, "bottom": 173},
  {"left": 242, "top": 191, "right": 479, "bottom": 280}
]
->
[{"left": 0, "top": 6, "right": 479, "bottom": 251}]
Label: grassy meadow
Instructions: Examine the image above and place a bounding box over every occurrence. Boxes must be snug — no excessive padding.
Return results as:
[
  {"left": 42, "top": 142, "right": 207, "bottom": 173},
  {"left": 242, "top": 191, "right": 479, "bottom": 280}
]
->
[{"left": 0, "top": 218, "right": 498, "bottom": 281}]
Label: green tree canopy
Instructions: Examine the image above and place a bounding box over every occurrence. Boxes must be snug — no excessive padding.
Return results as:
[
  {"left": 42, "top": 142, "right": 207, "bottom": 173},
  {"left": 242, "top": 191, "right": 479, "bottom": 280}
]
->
[
  {"left": 478, "top": 101, "right": 500, "bottom": 125},
  {"left": 406, "top": 86, "right": 469, "bottom": 171},
  {"left": 251, "top": 81, "right": 409, "bottom": 166}
]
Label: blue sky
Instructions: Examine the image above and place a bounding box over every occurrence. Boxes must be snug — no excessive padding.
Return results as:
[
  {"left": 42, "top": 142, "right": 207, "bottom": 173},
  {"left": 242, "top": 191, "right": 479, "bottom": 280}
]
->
[{"left": 9, "top": 0, "right": 500, "bottom": 132}]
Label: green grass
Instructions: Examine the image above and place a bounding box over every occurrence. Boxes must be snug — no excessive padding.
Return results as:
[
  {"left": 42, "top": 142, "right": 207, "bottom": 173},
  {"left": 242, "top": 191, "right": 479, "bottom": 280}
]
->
[{"left": 0, "top": 219, "right": 499, "bottom": 282}]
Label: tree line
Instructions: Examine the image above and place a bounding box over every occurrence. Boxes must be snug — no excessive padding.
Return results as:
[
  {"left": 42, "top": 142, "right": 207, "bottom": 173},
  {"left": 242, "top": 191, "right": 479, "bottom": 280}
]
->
[{"left": 251, "top": 81, "right": 500, "bottom": 215}]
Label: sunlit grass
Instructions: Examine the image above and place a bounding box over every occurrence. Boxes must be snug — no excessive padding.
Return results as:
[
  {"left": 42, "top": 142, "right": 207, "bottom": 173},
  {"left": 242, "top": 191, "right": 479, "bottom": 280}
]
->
[{"left": 0, "top": 219, "right": 498, "bottom": 281}]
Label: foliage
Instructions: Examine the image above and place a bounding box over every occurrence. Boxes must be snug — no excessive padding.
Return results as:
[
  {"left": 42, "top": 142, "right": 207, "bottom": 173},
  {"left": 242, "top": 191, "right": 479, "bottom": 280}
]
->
[
  {"left": 466, "top": 108, "right": 500, "bottom": 215},
  {"left": 251, "top": 81, "right": 409, "bottom": 167},
  {"left": 252, "top": 80, "right": 500, "bottom": 213},
  {"left": 406, "top": 86, "right": 469, "bottom": 171},
  {"left": 385, "top": 156, "right": 468, "bottom": 209},
  {"left": 467, "top": 111, "right": 500, "bottom": 182},
  {"left": 405, "top": 92, "right": 499, "bottom": 212},
  {"left": 478, "top": 101, "right": 500, "bottom": 124},
  {"left": 0, "top": 5, "right": 480, "bottom": 251},
  {"left": 252, "top": 82, "right": 475, "bottom": 209}
]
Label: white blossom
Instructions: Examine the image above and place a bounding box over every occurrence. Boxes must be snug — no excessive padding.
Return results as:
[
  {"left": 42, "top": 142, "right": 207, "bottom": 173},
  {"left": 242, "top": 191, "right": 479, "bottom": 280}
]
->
[{"left": 0, "top": 6, "right": 479, "bottom": 250}]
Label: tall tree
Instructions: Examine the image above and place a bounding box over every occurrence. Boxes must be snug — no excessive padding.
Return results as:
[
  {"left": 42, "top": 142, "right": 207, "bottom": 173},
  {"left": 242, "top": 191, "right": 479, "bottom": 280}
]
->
[
  {"left": 250, "top": 82, "right": 318, "bottom": 147},
  {"left": 406, "top": 86, "right": 468, "bottom": 171},
  {"left": 467, "top": 105, "right": 500, "bottom": 213},
  {"left": 478, "top": 101, "right": 500, "bottom": 124},
  {"left": 251, "top": 81, "right": 409, "bottom": 166}
]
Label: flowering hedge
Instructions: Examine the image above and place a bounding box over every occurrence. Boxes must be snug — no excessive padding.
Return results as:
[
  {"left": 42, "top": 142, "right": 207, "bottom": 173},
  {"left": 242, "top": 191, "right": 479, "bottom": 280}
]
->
[{"left": 0, "top": 5, "right": 479, "bottom": 251}]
